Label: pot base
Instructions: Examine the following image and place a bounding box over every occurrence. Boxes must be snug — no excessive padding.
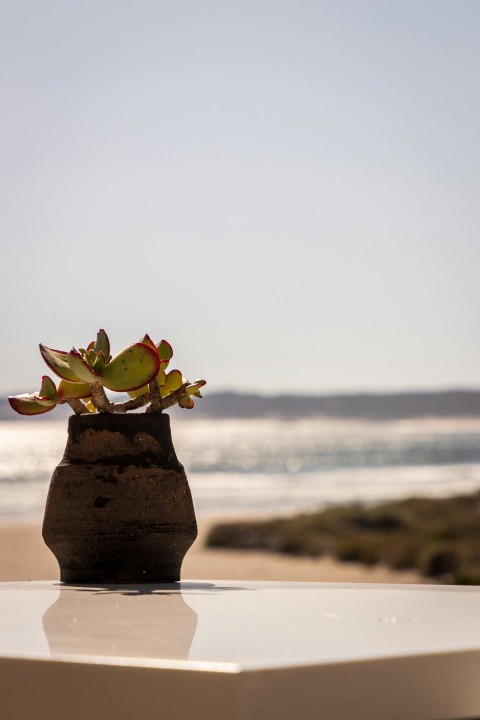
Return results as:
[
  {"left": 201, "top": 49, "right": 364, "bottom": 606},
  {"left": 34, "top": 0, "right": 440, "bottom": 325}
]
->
[{"left": 54, "top": 526, "right": 197, "bottom": 584}]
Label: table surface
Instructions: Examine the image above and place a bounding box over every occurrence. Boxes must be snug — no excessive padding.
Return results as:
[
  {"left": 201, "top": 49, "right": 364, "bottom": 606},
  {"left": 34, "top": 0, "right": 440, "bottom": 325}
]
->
[{"left": 1, "top": 580, "right": 480, "bottom": 720}]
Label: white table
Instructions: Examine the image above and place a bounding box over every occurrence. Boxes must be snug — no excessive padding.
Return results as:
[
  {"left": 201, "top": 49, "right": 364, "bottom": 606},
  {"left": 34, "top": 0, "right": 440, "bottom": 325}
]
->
[{"left": 0, "top": 581, "right": 479, "bottom": 719}]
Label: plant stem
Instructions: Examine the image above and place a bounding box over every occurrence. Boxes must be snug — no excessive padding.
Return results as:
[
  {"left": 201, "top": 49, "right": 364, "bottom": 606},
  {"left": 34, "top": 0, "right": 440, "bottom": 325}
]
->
[
  {"left": 112, "top": 394, "right": 149, "bottom": 413},
  {"left": 147, "top": 383, "right": 188, "bottom": 412},
  {"left": 90, "top": 382, "right": 114, "bottom": 413},
  {"left": 65, "top": 399, "right": 89, "bottom": 414},
  {"left": 148, "top": 378, "right": 162, "bottom": 412}
]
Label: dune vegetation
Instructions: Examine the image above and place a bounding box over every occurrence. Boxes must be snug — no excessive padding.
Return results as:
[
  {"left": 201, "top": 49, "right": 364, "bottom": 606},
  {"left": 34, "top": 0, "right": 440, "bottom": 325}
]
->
[{"left": 206, "top": 491, "right": 480, "bottom": 584}]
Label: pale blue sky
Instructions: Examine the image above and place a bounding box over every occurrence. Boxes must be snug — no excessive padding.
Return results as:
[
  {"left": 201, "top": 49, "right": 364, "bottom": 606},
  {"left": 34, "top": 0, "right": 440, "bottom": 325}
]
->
[{"left": 1, "top": 0, "right": 479, "bottom": 394}]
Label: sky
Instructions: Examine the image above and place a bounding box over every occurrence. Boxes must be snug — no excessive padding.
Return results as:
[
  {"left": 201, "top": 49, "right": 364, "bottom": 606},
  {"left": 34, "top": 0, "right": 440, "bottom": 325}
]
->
[{"left": 1, "top": 0, "right": 479, "bottom": 395}]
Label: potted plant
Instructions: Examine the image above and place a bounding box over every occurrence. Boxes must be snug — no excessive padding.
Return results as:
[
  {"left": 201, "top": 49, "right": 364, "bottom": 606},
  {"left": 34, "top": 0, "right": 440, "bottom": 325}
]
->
[{"left": 8, "top": 330, "right": 206, "bottom": 584}]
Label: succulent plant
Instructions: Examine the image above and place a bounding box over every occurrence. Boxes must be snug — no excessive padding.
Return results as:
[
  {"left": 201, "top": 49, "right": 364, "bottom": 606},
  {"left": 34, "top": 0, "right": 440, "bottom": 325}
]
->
[{"left": 9, "top": 330, "right": 206, "bottom": 416}]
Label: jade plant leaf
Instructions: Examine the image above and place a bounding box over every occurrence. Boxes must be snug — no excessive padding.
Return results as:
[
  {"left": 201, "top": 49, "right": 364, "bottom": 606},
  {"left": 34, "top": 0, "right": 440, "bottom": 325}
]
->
[
  {"left": 38, "top": 375, "right": 57, "bottom": 400},
  {"left": 178, "top": 394, "right": 195, "bottom": 409},
  {"left": 39, "top": 344, "right": 82, "bottom": 383},
  {"left": 57, "top": 380, "right": 92, "bottom": 400},
  {"left": 157, "top": 339, "right": 173, "bottom": 371},
  {"left": 140, "top": 334, "right": 157, "bottom": 351},
  {"left": 154, "top": 368, "right": 166, "bottom": 386},
  {"left": 157, "top": 339, "right": 173, "bottom": 361},
  {"left": 101, "top": 343, "right": 160, "bottom": 392},
  {"left": 127, "top": 385, "right": 149, "bottom": 400},
  {"left": 164, "top": 369, "right": 183, "bottom": 392},
  {"left": 92, "top": 351, "right": 107, "bottom": 373},
  {"left": 68, "top": 350, "right": 102, "bottom": 384},
  {"left": 8, "top": 394, "right": 56, "bottom": 415},
  {"left": 17, "top": 332, "right": 204, "bottom": 416},
  {"left": 186, "top": 379, "right": 206, "bottom": 396},
  {"left": 93, "top": 329, "right": 110, "bottom": 358}
]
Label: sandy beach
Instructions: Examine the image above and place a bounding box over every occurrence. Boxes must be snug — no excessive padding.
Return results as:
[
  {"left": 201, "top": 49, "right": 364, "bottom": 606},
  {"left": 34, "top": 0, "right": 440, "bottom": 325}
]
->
[{"left": 0, "top": 517, "right": 425, "bottom": 584}]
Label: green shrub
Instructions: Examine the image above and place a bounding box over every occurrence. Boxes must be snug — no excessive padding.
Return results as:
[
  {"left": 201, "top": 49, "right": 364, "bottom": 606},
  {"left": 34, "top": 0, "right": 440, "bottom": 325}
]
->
[
  {"left": 418, "top": 543, "right": 463, "bottom": 578},
  {"left": 206, "top": 490, "right": 480, "bottom": 585}
]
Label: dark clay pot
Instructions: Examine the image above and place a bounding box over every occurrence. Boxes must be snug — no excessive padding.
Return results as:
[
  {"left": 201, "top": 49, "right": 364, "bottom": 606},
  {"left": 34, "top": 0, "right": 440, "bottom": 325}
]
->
[{"left": 42, "top": 413, "right": 197, "bottom": 583}]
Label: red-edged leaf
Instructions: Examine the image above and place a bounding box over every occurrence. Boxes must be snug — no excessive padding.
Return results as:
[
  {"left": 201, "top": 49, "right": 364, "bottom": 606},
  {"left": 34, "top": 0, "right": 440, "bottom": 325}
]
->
[
  {"left": 164, "top": 369, "right": 183, "bottom": 392},
  {"left": 93, "top": 329, "right": 110, "bottom": 357},
  {"left": 57, "top": 380, "right": 92, "bottom": 400},
  {"left": 186, "top": 379, "right": 206, "bottom": 396},
  {"left": 92, "top": 350, "right": 107, "bottom": 373},
  {"left": 39, "top": 375, "right": 57, "bottom": 400},
  {"left": 68, "top": 349, "right": 102, "bottom": 384},
  {"left": 101, "top": 343, "right": 160, "bottom": 392},
  {"left": 140, "top": 334, "right": 157, "bottom": 351},
  {"left": 159, "top": 384, "right": 170, "bottom": 398},
  {"left": 178, "top": 394, "right": 194, "bottom": 409},
  {"left": 8, "top": 394, "right": 56, "bottom": 416},
  {"left": 157, "top": 339, "right": 173, "bottom": 361},
  {"left": 39, "top": 344, "right": 81, "bottom": 382},
  {"left": 127, "top": 384, "right": 149, "bottom": 400}
]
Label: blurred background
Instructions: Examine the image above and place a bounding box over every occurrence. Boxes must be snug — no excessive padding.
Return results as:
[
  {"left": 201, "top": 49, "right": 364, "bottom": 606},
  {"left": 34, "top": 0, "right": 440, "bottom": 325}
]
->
[{"left": 1, "top": 0, "right": 479, "bottom": 582}]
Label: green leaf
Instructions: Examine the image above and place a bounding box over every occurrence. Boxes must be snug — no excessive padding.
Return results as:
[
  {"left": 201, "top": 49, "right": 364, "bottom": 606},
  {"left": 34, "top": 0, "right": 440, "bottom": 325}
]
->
[
  {"left": 101, "top": 343, "right": 160, "bottom": 392},
  {"left": 164, "top": 369, "right": 183, "bottom": 392},
  {"left": 8, "top": 394, "right": 56, "bottom": 416},
  {"left": 68, "top": 350, "right": 102, "bottom": 384},
  {"left": 38, "top": 375, "right": 57, "bottom": 400},
  {"left": 39, "top": 344, "right": 81, "bottom": 383},
  {"left": 57, "top": 380, "right": 92, "bottom": 400},
  {"left": 186, "top": 379, "right": 206, "bottom": 396},
  {"left": 127, "top": 385, "right": 149, "bottom": 399},
  {"left": 85, "top": 349, "right": 96, "bottom": 365},
  {"left": 92, "top": 351, "right": 107, "bottom": 373},
  {"left": 157, "top": 339, "right": 173, "bottom": 362},
  {"left": 178, "top": 394, "right": 194, "bottom": 409},
  {"left": 93, "top": 329, "right": 110, "bottom": 357},
  {"left": 140, "top": 334, "right": 156, "bottom": 351},
  {"left": 154, "top": 368, "right": 166, "bottom": 386}
]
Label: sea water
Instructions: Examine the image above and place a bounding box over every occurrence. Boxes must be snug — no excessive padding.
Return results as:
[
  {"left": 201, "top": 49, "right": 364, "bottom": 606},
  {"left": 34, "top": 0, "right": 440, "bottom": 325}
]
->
[{"left": 1, "top": 417, "right": 480, "bottom": 519}]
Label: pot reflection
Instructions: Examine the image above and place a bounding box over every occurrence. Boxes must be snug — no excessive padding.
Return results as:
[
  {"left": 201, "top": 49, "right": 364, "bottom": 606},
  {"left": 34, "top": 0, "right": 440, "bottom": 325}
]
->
[{"left": 42, "top": 584, "right": 198, "bottom": 661}]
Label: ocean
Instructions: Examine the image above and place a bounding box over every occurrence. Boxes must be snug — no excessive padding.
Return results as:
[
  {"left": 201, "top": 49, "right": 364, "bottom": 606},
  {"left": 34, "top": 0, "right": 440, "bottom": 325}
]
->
[{"left": 1, "top": 416, "right": 480, "bottom": 520}]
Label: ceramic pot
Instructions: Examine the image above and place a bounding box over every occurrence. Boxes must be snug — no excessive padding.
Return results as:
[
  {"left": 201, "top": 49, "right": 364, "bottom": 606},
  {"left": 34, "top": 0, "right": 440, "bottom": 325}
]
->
[{"left": 42, "top": 413, "right": 197, "bottom": 583}]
